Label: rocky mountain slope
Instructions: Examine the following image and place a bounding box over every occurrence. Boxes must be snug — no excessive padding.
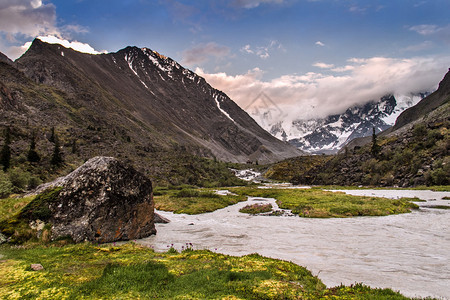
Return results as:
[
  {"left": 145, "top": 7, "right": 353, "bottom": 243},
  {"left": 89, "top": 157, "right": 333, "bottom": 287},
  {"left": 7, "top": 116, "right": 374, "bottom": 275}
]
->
[
  {"left": 14, "top": 39, "right": 299, "bottom": 163},
  {"left": 0, "top": 39, "right": 300, "bottom": 186},
  {"left": 266, "top": 69, "right": 450, "bottom": 187},
  {"left": 265, "top": 94, "right": 426, "bottom": 154}
]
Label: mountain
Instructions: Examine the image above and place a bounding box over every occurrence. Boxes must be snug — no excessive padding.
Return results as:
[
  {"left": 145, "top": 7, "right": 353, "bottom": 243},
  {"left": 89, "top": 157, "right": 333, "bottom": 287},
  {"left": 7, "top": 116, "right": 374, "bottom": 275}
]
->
[
  {"left": 0, "top": 39, "right": 300, "bottom": 186},
  {"left": 390, "top": 68, "right": 450, "bottom": 132},
  {"left": 263, "top": 94, "right": 426, "bottom": 154},
  {"left": 0, "top": 52, "right": 13, "bottom": 65},
  {"left": 266, "top": 69, "right": 450, "bottom": 187},
  {"left": 12, "top": 39, "right": 300, "bottom": 164}
]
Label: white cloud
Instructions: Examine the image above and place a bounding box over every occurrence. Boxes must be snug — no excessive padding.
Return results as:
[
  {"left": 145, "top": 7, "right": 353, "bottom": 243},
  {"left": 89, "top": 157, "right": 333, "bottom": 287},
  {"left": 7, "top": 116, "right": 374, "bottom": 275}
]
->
[
  {"left": 231, "top": 0, "right": 284, "bottom": 9},
  {"left": 331, "top": 65, "right": 355, "bottom": 72},
  {"left": 349, "top": 5, "right": 366, "bottom": 13},
  {"left": 197, "top": 56, "right": 450, "bottom": 122},
  {"left": 0, "top": 1, "right": 100, "bottom": 60},
  {"left": 409, "top": 24, "right": 450, "bottom": 43},
  {"left": 0, "top": 0, "right": 57, "bottom": 37},
  {"left": 37, "top": 35, "right": 104, "bottom": 54},
  {"left": 240, "top": 40, "right": 283, "bottom": 59},
  {"left": 313, "top": 62, "right": 334, "bottom": 69},
  {"left": 402, "top": 41, "right": 434, "bottom": 52},
  {"left": 315, "top": 41, "right": 325, "bottom": 46},
  {"left": 410, "top": 24, "right": 439, "bottom": 35},
  {"left": 241, "top": 44, "right": 254, "bottom": 54},
  {"left": 181, "top": 42, "right": 230, "bottom": 65}
]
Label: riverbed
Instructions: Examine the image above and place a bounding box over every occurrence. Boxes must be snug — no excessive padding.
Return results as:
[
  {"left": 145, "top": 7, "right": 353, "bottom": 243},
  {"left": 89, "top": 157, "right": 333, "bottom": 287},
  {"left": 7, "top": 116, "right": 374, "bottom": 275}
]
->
[{"left": 139, "top": 189, "right": 450, "bottom": 299}]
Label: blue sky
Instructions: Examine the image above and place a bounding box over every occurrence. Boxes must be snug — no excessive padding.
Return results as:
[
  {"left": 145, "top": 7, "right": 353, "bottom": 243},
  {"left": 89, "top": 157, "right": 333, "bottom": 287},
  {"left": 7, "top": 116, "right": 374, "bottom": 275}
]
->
[{"left": 1, "top": 0, "right": 449, "bottom": 120}]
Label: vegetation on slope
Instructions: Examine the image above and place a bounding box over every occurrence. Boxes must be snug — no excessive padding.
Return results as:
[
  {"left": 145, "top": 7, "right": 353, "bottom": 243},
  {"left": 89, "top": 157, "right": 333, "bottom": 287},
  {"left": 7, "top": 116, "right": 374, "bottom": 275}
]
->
[
  {"left": 0, "top": 123, "right": 247, "bottom": 199},
  {"left": 266, "top": 115, "right": 449, "bottom": 187},
  {"left": 0, "top": 242, "right": 412, "bottom": 299}
]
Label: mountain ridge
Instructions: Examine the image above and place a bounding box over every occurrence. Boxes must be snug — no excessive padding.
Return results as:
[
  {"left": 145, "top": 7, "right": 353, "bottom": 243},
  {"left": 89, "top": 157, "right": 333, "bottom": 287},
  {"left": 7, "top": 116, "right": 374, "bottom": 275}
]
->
[
  {"left": 13, "top": 39, "right": 300, "bottom": 164},
  {"left": 266, "top": 69, "right": 450, "bottom": 187},
  {"left": 260, "top": 93, "right": 427, "bottom": 154}
]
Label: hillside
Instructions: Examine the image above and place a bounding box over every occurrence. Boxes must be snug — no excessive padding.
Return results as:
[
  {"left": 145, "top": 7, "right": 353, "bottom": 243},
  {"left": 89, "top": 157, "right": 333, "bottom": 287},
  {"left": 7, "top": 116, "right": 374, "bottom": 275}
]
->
[
  {"left": 266, "top": 69, "right": 450, "bottom": 187},
  {"left": 15, "top": 39, "right": 299, "bottom": 163},
  {"left": 0, "top": 39, "right": 300, "bottom": 187}
]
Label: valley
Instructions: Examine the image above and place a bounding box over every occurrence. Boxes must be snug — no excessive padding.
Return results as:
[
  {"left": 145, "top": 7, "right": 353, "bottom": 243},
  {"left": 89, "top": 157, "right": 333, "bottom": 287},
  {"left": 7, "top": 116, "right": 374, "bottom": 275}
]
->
[{"left": 0, "top": 39, "right": 449, "bottom": 300}]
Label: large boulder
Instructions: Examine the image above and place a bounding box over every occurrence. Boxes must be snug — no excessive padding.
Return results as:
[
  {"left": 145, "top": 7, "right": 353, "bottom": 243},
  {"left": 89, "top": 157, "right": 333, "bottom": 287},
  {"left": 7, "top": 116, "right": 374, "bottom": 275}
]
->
[{"left": 28, "top": 156, "right": 156, "bottom": 243}]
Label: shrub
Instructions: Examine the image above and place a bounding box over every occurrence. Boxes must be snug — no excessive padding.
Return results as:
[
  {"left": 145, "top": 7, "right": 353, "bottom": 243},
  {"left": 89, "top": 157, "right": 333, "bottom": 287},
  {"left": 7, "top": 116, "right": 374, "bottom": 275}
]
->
[
  {"left": 431, "top": 168, "right": 448, "bottom": 185},
  {"left": 8, "top": 167, "right": 30, "bottom": 192},
  {"left": 28, "top": 176, "right": 42, "bottom": 189},
  {"left": 239, "top": 203, "right": 272, "bottom": 214},
  {"left": 0, "top": 171, "right": 13, "bottom": 198}
]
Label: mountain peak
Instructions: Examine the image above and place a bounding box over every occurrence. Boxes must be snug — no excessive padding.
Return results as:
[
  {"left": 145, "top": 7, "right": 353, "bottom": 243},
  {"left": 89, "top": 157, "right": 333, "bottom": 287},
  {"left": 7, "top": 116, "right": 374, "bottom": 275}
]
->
[
  {"left": 0, "top": 51, "right": 13, "bottom": 65},
  {"left": 13, "top": 39, "right": 301, "bottom": 164}
]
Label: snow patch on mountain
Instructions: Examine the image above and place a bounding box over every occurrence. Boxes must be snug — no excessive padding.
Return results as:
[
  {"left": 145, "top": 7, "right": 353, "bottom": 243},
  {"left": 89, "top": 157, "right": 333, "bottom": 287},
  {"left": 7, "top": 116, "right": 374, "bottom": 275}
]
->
[
  {"left": 253, "top": 93, "right": 428, "bottom": 154},
  {"left": 214, "top": 93, "right": 237, "bottom": 124}
]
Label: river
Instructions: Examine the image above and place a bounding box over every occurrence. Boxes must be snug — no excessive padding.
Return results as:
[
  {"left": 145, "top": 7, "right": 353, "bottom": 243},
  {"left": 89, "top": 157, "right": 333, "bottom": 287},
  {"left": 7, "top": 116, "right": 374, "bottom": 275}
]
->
[{"left": 139, "top": 189, "right": 450, "bottom": 299}]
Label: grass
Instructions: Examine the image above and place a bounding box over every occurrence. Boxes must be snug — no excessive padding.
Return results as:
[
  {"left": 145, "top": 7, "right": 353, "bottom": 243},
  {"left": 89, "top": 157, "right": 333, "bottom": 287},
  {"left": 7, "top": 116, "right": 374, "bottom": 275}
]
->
[
  {"left": 0, "top": 195, "right": 35, "bottom": 222},
  {"left": 0, "top": 242, "right": 412, "bottom": 299},
  {"left": 154, "top": 187, "right": 247, "bottom": 214},
  {"left": 0, "top": 188, "right": 62, "bottom": 244},
  {"left": 227, "top": 187, "right": 419, "bottom": 218},
  {"left": 154, "top": 186, "right": 421, "bottom": 218},
  {"left": 239, "top": 203, "right": 273, "bottom": 215}
]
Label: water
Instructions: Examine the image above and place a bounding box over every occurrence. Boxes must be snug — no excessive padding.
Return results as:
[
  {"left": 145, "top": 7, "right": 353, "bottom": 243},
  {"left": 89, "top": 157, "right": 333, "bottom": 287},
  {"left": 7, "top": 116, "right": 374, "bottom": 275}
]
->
[{"left": 139, "top": 189, "right": 450, "bottom": 299}]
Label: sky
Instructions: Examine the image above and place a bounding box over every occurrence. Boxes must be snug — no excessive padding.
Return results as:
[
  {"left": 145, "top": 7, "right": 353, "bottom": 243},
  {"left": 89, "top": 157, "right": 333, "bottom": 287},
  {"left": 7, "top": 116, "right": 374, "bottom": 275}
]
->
[{"left": 1, "top": 0, "right": 449, "bottom": 121}]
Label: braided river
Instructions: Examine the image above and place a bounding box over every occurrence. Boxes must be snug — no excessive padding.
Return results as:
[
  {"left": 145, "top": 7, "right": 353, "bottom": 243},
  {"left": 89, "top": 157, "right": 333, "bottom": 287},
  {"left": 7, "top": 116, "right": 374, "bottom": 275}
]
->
[{"left": 140, "top": 189, "right": 450, "bottom": 299}]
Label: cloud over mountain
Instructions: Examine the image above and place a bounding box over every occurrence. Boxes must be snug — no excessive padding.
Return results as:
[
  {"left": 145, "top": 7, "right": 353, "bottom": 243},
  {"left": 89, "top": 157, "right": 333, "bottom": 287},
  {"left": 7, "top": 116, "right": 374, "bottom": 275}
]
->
[
  {"left": 0, "top": 0, "right": 57, "bottom": 37},
  {"left": 197, "top": 55, "right": 450, "bottom": 122}
]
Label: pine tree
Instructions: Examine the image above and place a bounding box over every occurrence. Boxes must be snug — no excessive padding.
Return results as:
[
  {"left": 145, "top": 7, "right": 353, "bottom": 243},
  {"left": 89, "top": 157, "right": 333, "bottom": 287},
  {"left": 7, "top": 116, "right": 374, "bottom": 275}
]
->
[
  {"left": 371, "top": 127, "right": 380, "bottom": 158},
  {"left": 49, "top": 126, "right": 55, "bottom": 143},
  {"left": 71, "top": 139, "right": 77, "bottom": 154},
  {"left": 27, "top": 131, "right": 40, "bottom": 163},
  {"left": 0, "top": 127, "right": 11, "bottom": 171},
  {"left": 51, "top": 134, "right": 63, "bottom": 166}
]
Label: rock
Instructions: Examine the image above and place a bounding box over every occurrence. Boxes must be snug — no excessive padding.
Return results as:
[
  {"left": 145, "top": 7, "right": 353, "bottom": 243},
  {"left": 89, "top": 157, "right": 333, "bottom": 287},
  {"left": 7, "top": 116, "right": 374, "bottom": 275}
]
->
[
  {"left": 154, "top": 213, "right": 170, "bottom": 224},
  {"left": 30, "top": 264, "right": 44, "bottom": 271},
  {"left": 0, "top": 233, "right": 7, "bottom": 244},
  {"left": 33, "top": 156, "right": 156, "bottom": 243}
]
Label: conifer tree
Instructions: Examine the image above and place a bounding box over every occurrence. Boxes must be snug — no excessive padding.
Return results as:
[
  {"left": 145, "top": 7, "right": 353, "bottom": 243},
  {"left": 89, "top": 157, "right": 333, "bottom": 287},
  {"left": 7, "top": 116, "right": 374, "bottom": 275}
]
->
[
  {"left": 0, "top": 127, "right": 11, "bottom": 171},
  {"left": 371, "top": 127, "right": 380, "bottom": 158},
  {"left": 27, "top": 131, "right": 40, "bottom": 163},
  {"left": 49, "top": 126, "right": 55, "bottom": 143},
  {"left": 51, "top": 133, "right": 63, "bottom": 166}
]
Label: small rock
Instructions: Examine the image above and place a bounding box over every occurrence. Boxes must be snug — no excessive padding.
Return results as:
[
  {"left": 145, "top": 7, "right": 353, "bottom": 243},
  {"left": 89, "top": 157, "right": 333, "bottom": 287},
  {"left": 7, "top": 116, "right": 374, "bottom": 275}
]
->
[
  {"left": 30, "top": 264, "right": 44, "bottom": 271},
  {"left": 154, "top": 213, "right": 170, "bottom": 224},
  {"left": 0, "top": 233, "right": 7, "bottom": 245}
]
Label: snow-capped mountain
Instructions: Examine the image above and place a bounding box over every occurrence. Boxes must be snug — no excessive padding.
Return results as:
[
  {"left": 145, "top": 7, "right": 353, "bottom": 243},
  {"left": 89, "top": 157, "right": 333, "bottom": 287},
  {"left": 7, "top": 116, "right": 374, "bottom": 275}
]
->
[
  {"left": 4, "top": 38, "right": 300, "bottom": 165},
  {"left": 259, "top": 94, "right": 428, "bottom": 153}
]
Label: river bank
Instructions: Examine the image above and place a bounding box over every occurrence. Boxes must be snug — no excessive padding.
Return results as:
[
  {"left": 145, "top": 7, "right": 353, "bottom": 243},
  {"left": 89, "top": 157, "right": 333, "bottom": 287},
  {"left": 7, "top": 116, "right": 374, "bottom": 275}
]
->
[{"left": 141, "top": 189, "right": 450, "bottom": 299}]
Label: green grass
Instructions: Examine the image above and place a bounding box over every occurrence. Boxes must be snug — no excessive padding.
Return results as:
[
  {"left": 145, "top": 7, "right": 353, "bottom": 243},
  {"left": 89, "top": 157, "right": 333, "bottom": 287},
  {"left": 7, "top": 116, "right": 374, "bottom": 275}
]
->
[
  {"left": 0, "top": 195, "right": 35, "bottom": 222},
  {"left": 227, "top": 187, "right": 419, "bottom": 218},
  {"left": 0, "top": 242, "right": 412, "bottom": 299},
  {"left": 154, "top": 187, "right": 247, "bottom": 214},
  {"left": 239, "top": 203, "right": 273, "bottom": 215}
]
